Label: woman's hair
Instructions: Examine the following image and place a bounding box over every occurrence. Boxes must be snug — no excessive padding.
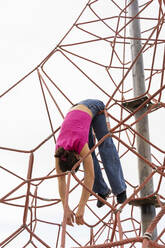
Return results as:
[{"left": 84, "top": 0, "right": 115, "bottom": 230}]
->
[{"left": 55, "top": 147, "right": 80, "bottom": 172}]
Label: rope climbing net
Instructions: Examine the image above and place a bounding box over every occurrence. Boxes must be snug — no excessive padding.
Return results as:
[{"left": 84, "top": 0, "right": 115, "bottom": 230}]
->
[{"left": 0, "top": 0, "right": 165, "bottom": 247}]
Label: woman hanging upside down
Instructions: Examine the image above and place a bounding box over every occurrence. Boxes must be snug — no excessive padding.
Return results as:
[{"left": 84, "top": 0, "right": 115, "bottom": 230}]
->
[{"left": 55, "top": 99, "right": 127, "bottom": 226}]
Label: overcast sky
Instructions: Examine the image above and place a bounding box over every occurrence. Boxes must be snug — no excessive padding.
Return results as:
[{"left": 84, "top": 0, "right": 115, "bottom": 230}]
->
[
  {"left": 0, "top": 0, "right": 87, "bottom": 91},
  {"left": 0, "top": 1, "right": 90, "bottom": 247}
]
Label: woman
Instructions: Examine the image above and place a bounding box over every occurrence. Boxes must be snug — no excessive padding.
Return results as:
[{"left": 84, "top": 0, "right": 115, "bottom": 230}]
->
[{"left": 55, "top": 99, "right": 127, "bottom": 226}]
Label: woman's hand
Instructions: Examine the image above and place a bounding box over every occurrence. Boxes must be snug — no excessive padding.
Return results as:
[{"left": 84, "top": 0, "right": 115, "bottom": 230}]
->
[
  {"left": 66, "top": 208, "right": 75, "bottom": 226},
  {"left": 66, "top": 207, "right": 85, "bottom": 226},
  {"left": 75, "top": 207, "right": 85, "bottom": 225}
]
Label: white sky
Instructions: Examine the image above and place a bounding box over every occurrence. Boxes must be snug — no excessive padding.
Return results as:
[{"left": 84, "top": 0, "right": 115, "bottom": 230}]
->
[
  {"left": 0, "top": 0, "right": 86, "bottom": 90},
  {"left": 0, "top": 0, "right": 165, "bottom": 247},
  {"left": 0, "top": 1, "right": 90, "bottom": 247}
]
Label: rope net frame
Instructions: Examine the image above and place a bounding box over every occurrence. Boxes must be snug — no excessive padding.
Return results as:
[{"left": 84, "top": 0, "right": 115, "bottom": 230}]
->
[{"left": 0, "top": 0, "right": 165, "bottom": 247}]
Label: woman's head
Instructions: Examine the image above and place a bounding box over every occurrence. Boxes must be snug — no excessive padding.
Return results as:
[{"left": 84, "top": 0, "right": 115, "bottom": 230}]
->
[{"left": 55, "top": 147, "right": 80, "bottom": 172}]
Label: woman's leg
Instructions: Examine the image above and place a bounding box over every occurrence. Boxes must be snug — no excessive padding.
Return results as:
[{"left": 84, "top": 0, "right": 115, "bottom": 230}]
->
[
  {"left": 88, "top": 126, "right": 110, "bottom": 195},
  {"left": 92, "top": 112, "right": 126, "bottom": 195},
  {"left": 77, "top": 99, "right": 126, "bottom": 195}
]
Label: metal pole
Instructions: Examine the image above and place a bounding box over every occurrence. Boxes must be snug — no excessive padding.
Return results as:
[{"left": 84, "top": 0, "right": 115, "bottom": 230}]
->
[{"left": 128, "top": 0, "right": 157, "bottom": 238}]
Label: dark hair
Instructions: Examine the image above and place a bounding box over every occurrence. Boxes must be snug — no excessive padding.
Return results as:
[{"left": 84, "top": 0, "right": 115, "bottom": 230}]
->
[{"left": 55, "top": 147, "right": 80, "bottom": 172}]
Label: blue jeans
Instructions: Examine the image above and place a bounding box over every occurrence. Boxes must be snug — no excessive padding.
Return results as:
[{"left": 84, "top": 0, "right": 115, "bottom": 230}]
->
[{"left": 77, "top": 99, "right": 126, "bottom": 195}]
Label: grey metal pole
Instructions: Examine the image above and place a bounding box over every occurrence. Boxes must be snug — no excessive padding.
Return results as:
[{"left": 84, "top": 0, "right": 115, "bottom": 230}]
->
[{"left": 128, "top": 0, "right": 157, "bottom": 238}]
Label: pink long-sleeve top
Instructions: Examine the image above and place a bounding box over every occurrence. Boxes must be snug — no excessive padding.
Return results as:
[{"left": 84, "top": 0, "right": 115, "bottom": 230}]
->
[{"left": 56, "top": 110, "right": 92, "bottom": 154}]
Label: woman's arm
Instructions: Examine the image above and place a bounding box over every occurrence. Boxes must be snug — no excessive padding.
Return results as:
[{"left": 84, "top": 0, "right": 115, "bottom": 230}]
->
[
  {"left": 55, "top": 157, "right": 74, "bottom": 226},
  {"left": 55, "top": 157, "right": 66, "bottom": 206},
  {"left": 75, "top": 144, "right": 94, "bottom": 225}
]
